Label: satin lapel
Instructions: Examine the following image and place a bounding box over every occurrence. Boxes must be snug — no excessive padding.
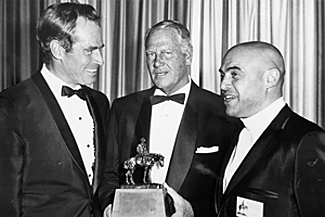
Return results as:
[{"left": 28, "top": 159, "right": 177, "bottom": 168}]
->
[
  {"left": 132, "top": 88, "right": 155, "bottom": 155},
  {"left": 82, "top": 86, "right": 106, "bottom": 193},
  {"left": 31, "top": 72, "right": 88, "bottom": 177},
  {"left": 223, "top": 106, "right": 292, "bottom": 199},
  {"left": 216, "top": 129, "right": 241, "bottom": 207},
  {"left": 166, "top": 83, "right": 198, "bottom": 192}
]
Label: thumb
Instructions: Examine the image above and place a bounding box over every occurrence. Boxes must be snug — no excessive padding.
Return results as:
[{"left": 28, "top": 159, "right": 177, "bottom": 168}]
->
[
  {"left": 163, "top": 182, "right": 194, "bottom": 217},
  {"left": 164, "top": 182, "right": 178, "bottom": 200}
]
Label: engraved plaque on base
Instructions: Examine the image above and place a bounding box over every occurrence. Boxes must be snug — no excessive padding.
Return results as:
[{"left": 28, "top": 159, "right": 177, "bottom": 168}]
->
[{"left": 112, "top": 185, "right": 168, "bottom": 217}]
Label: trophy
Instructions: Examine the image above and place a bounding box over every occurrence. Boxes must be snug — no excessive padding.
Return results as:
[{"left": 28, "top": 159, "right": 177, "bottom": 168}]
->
[{"left": 112, "top": 138, "right": 170, "bottom": 217}]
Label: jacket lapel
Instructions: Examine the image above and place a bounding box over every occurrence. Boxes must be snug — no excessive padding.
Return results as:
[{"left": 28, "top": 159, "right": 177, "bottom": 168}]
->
[
  {"left": 32, "top": 72, "right": 88, "bottom": 178},
  {"left": 166, "top": 83, "right": 198, "bottom": 192},
  {"left": 222, "top": 105, "right": 292, "bottom": 199},
  {"left": 82, "top": 86, "right": 106, "bottom": 193},
  {"left": 132, "top": 87, "right": 155, "bottom": 156},
  {"left": 216, "top": 128, "right": 241, "bottom": 208}
]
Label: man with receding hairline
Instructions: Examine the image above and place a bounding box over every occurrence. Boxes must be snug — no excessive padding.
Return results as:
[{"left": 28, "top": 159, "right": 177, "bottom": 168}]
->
[
  {"left": 103, "top": 20, "right": 240, "bottom": 217},
  {"left": 215, "top": 41, "right": 325, "bottom": 217}
]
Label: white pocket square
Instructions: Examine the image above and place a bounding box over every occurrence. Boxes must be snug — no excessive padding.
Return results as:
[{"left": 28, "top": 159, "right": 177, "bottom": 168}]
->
[{"left": 195, "top": 146, "right": 219, "bottom": 154}]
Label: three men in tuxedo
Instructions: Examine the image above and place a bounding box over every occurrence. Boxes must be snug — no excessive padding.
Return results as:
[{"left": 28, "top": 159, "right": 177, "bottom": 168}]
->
[
  {"left": 104, "top": 20, "right": 239, "bottom": 217},
  {"left": 216, "top": 41, "right": 325, "bottom": 216},
  {"left": 0, "top": 3, "right": 117, "bottom": 216}
]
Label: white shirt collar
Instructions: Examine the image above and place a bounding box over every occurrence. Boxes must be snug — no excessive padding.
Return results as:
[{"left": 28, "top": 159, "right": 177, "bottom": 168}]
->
[
  {"left": 240, "top": 97, "right": 286, "bottom": 144},
  {"left": 40, "top": 64, "right": 81, "bottom": 99}
]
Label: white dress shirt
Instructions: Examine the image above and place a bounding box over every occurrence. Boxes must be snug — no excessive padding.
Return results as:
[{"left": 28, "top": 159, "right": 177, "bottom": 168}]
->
[
  {"left": 41, "top": 65, "right": 95, "bottom": 184},
  {"left": 223, "top": 97, "right": 286, "bottom": 192},
  {"left": 149, "top": 81, "right": 191, "bottom": 184}
]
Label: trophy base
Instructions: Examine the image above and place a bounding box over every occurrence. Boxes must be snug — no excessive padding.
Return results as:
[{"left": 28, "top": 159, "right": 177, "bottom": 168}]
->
[{"left": 112, "top": 184, "right": 168, "bottom": 217}]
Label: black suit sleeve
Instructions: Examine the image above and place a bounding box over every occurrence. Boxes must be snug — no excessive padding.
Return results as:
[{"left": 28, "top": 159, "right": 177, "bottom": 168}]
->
[
  {"left": 0, "top": 97, "right": 24, "bottom": 216},
  {"left": 96, "top": 100, "right": 120, "bottom": 211},
  {"left": 296, "top": 132, "right": 325, "bottom": 216}
]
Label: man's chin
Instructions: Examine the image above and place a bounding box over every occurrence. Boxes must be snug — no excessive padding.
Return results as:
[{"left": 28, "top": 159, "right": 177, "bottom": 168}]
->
[
  {"left": 83, "top": 78, "right": 97, "bottom": 86},
  {"left": 225, "top": 109, "right": 238, "bottom": 118},
  {"left": 154, "top": 83, "right": 169, "bottom": 93}
]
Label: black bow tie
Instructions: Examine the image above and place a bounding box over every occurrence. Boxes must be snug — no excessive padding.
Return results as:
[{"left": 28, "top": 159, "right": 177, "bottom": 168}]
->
[
  {"left": 61, "top": 86, "right": 86, "bottom": 100},
  {"left": 150, "top": 93, "right": 185, "bottom": 105}
]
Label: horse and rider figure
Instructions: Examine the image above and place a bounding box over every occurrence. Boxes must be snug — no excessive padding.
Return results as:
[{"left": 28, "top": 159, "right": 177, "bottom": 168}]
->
[{"left": 123, "top": 138, "right": 164, "bottom": 185}]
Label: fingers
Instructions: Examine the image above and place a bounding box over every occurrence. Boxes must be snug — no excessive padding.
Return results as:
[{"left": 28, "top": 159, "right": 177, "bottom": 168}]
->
[
  {"left": 164, "top": 182, "right": 179, "bottom": 202},
  {"left": 103, "top": 204, "right": 112, "bottom": 217},
  {"left": 163, "top": 183, "right": 194, "bottom": 217}
]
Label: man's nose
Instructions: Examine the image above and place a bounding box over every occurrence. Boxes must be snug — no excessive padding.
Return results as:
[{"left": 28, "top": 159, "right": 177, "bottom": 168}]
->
[
  {"left": 220, "top": 76, "right": 231, "bottom": 91},
  {"left": 153, "top": 55, "right": 164, "bottom": 68},
  {"left": 92, "top": 49, "right": 104, "bottom": 66}
]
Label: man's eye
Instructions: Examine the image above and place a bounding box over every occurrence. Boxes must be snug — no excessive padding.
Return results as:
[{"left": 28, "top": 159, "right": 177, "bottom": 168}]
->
[
  {"left": 162, "top": 51, "right": 172, "bottom": 56},
  {"left": 146, "top": 53, "right": 156, "bottom": 60},
  {"left": 231, "top": 71, "right": 238, "bottom": 77},
  {"left": 84, "top": 49, "right": 93, "bottom": 55}
]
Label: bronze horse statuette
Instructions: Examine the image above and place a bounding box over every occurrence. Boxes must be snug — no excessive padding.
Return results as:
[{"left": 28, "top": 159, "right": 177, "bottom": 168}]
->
[{"left": 123, "top": 138, "right": 164, "bottom": 185}]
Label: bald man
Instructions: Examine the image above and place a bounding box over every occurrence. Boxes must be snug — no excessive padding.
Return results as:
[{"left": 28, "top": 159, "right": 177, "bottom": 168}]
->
[{"left": 215, "top": 41, "right": 325, "bottom": 217}]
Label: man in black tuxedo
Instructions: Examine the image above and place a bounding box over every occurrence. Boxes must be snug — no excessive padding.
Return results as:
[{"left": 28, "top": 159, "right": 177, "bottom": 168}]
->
[
  {"left": 0, "top": 3, "right": 118, "bottom": 216},
  {"left": 216, "top": 41, "right": 325, "bottom": 217},
  {"left": 104, "top": 20, "right": 239, "bottom": 217}
]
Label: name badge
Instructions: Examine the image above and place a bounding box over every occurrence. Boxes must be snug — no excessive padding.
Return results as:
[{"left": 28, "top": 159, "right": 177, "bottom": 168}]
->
[{"left": 236, "top": 196, "right": 263, "bottom": 217}]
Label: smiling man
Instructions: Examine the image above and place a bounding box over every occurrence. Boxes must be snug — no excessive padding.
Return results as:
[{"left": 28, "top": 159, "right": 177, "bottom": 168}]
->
[
  {"left": 215, "top": 41, "right": 325, "bottom": 217},
  {"left": 0, "top": 3, "right": 118, "bottom": 217},
  {"left": 103, "top": 20, "right": 240, "bottom": 217}
]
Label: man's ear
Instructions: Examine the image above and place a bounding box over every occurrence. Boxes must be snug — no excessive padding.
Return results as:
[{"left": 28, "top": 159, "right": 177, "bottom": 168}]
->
[
  {"left": 49, "top": 40, "right": 65, "bottom": 60},
  {"left": 184, "top": 50, "right": 192, "bottom": 66},
  {"left": 265, "top": 68, "right": 280, "bottom": 89}
]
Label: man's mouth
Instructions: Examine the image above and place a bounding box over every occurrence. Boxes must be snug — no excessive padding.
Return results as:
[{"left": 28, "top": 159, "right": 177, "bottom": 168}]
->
[
  {"left": 155, "top": 71, "right": 168, "bottom": 77},
  {"left": 222, "top": 94, "right": 237, "bottom": 103},
  {"left": 86, "top": 68, "right": 98, "bottom": 74}
]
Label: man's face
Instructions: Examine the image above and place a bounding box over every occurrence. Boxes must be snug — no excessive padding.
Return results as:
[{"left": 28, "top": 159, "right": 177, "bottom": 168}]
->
[
  {"left": 61, "top": 18, "right": 104, "bottom": 87},
  {"left": 145, "top": 28, "right": 191, "bottom": 95},
  {"left": 219, "top": 48, "right": 268, "bottom": 118}
]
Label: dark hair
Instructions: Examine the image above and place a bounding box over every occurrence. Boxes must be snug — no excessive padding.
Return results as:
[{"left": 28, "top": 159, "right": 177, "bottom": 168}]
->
[
  {"left": 145, "top": 20, "right": 193, "bottom": 54},
  {"left": 36, "top": 2, "right": 100, "bottom": 65}
]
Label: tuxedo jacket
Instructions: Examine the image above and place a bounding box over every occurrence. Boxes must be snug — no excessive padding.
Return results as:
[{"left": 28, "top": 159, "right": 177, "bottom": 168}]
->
[
  {"left": 216, "top": 105, "right": 325, "bottom": 217},
  {"left": 105, "top": 82, "right": 240, "bottom": 217},
  {"left": 0, "top": 72, "right": 117, "bottom": 217}
]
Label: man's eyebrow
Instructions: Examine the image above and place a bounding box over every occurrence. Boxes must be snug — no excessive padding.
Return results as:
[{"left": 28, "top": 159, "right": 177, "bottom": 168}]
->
[
  {"left": 226, "top": 66, "right": 241, "bottom": 71},
  {"left": 219, "top": 66, "right": 241, "bottom": 73},
  {"left": 87, "top": 44, "right": 105, "bottom": 50}
]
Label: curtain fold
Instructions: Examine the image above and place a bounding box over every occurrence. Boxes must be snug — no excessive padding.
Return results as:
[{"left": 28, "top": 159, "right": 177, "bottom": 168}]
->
[
  {"left": 316, "top": 0, "right": 325, "bottom": 129},
  {"left": 1, "top": 0, "right": 41, "bottom": 89}
]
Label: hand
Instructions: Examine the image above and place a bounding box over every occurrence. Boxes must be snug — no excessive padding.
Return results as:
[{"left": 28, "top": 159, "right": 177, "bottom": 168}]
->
[
  {"left": 103, "top": 204, "right": 112, "bottom": 217},
  {"left": 164, "top": 183, "right": 194, "bottom": 217}
]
